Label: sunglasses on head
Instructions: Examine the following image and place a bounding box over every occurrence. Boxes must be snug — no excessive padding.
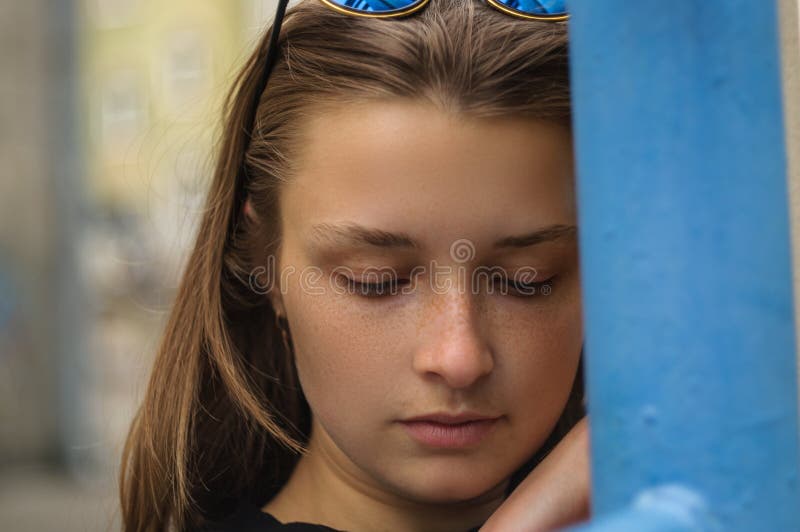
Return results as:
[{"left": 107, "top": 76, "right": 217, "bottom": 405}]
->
[
  {"left": 240, "top": 0, "right": 568, "bottom": 187},
  {"left": 318, "top": 0, "right": 568, "bottom": 20}
]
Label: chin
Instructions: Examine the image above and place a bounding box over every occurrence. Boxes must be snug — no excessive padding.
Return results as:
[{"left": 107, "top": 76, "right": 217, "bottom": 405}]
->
[{"left": 389, "top": 468, "right": 506, "bottom": 505}]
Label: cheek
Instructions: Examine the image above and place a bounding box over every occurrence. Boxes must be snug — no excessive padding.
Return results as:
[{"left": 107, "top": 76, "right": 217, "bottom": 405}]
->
[
  {"left": 285, "top": 289, "right": 415, "bottom": 427},
  {"left": 490, "top": 288, "right": 583, "bottom": 434},
  {"left": 498, "top": 322, "right": 580, "bottom": 417}
]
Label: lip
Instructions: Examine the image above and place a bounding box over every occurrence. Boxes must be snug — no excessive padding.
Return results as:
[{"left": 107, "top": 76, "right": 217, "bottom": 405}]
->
[
  {"left": 398, "top": 413, "right": 501, "bottom": 449},
  {"left": 401, "top": 411, "right": 501, "bottom": 424}
]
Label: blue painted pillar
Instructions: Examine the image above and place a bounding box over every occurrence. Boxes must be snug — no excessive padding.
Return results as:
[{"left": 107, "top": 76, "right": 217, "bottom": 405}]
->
[{"left": 565, "top": 1, "right": 800, "bottom": 530}]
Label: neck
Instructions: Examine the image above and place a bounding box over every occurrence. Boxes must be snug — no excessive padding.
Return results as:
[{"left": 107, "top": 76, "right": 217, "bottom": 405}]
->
[{"left": 262, "top": 420, "right": 508, "bottom": 532}]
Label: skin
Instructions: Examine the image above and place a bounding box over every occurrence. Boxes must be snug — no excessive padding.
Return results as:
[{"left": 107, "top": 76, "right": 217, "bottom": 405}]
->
[
  {"left": 259, "top": 99, "right": 585, "bottom": 532},
  {"left": 480, "top": 416, "right": 591, "bottom": 531}
]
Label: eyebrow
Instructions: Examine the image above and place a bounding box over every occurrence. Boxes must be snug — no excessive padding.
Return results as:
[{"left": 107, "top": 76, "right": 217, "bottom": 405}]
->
[
  {"left": 492, "top": 224, "right": 577, "bottom": 249},
  {"left": 308, "top": 222, "right": 577, "bottom": 250}
]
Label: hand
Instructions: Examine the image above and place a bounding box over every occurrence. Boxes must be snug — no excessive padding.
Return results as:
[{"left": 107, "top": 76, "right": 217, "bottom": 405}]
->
[{"left": 479, "top": 416, "right": 591, "bottom": 532}]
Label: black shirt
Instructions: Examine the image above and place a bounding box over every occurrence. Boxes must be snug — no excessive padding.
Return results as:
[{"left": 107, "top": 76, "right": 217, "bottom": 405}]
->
[
  {"left": 200, "top": 501, "right": 343, "bottom": 531},
  {"left": 200, "top": 501, "right": 483, "bottom": 531}
]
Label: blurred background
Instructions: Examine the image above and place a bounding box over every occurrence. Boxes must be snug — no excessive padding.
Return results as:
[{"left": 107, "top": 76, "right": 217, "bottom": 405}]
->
[
  {"left": 0, "top": 1, "right": 798, "bottom": 531},
  {"left": 0, "top": 1, "right": 293, "bottom": 530}
]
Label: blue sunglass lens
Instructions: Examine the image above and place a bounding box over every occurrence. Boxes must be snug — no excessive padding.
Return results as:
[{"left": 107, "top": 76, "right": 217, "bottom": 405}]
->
[
  {"left": 325, "top": 0, "right": 424, "bottom": 15},
  {"left": 493, "top": 0, "right": 567, "bottom": 16}
]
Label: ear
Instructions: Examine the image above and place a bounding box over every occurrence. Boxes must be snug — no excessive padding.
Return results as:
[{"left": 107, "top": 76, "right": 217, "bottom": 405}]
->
[
  {"left": 243, "top": 195, "right": 257, "bottom": 222},
  {"left": 270, "top": 292, "right": 286, "bottom": 318}
]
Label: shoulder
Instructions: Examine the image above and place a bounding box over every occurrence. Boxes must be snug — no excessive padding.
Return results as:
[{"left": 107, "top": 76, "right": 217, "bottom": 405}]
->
[{"left": 195, "top": 501, "right": 345, "bottom": 532}]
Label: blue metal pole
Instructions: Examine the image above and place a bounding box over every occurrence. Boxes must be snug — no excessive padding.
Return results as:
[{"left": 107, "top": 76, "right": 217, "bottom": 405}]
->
[{"left": 566, "top": 1, "right": 800, "bottom": 530}]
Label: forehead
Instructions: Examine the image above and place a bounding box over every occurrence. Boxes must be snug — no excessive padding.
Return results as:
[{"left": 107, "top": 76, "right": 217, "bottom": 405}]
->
[{"left": 282, "top": 99, "right": 575, "bottom": 254}]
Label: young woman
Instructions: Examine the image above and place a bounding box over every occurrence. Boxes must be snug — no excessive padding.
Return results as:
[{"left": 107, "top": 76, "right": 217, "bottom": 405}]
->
[{"left": 119, "top": 0, "right": 590, "bottom": 530}]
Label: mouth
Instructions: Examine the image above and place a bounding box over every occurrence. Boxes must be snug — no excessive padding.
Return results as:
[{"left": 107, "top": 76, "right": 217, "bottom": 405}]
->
[{"left": 398, "top": 416, "right": 501, "bottom": 449}]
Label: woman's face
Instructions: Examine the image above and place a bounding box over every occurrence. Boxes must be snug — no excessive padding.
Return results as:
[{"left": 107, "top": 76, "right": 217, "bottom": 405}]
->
[{"left": 274, "top": 99, "right": 582, "bottom": 504}]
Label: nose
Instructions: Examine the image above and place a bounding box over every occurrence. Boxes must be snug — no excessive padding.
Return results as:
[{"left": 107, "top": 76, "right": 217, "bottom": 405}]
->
[{"left": 412, "top": 289, "right": 494, "bottom": 389}]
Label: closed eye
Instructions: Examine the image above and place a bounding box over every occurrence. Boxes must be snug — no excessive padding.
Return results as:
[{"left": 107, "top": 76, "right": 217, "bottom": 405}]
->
[
  {"left": 338, "top": 274, "right": 556, "bottom": 299},
  {"left": 340, "top": 276, "right": 410, "bottom": 298},
  {"left": 491, "top": 275, "right": 556, "bottom": 298}
]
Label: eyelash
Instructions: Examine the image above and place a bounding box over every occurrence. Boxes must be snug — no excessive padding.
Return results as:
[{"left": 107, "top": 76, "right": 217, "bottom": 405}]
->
[
  {"left": 341, "top": 277, "right": 409, "bottom": 298},
  {"left": 500, "top": 277, "right": 556, "bottom": 298},
  {"left": 339, "top": 276, "right": 556, "bottom": 299}
]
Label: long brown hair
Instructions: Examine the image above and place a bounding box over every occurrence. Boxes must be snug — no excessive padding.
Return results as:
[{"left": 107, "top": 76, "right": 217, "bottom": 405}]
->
[{"left": 119, "top": 0, "right": 583, "bottom": 529}]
